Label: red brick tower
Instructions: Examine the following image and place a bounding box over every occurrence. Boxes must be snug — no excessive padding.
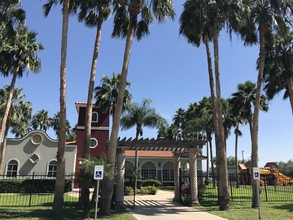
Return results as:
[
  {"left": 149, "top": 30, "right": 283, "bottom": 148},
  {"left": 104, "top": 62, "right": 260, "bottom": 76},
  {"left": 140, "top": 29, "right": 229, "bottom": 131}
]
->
[{"left": 75, "top": 102, "right": 109, "bottom": 173}]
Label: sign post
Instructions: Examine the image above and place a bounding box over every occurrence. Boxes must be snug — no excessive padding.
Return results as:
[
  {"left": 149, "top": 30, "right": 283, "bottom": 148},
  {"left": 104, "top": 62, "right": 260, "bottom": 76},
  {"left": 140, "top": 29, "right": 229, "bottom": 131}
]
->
[
  {"left": 253, "top": 167, "right": 261, "bottom": 220},
  {"left": 94, "top": 165, "right": 104, "bottom": 220}
]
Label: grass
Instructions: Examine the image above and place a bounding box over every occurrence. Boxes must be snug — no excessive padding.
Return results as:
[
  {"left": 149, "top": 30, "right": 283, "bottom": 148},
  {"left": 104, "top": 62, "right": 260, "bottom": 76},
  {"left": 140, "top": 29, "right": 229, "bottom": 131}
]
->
[
  {"left": 201, "top": 185, "right": 293, "bottom": 203},
  {"left": 199, "top": 202, "right": 293, "bottom": 220},
  {"left": 0, "top": 192, "right": 78, "bottom": 206},
  {"left": 0, "top": 207, "right": 135, "bottom": 220}
]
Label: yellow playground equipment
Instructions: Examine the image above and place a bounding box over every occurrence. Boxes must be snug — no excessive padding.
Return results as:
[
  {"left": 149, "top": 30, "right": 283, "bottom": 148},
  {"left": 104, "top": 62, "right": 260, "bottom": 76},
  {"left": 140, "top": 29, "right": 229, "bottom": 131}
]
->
[{"left": 260, "top": 164, "right": 293, "bottom": 186}]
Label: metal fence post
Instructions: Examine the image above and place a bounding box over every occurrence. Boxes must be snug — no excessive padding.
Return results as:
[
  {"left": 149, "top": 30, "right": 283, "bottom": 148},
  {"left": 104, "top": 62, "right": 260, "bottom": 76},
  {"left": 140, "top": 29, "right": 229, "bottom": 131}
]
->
[
  {"left": 229, "top": 175, "right": 233, "bottom": 202},
  {"left": 264, "top": 177, "right": 268, "bottom": 202},
  {"left": 29, "top": 172, "right": 35, "bottom": 206}
]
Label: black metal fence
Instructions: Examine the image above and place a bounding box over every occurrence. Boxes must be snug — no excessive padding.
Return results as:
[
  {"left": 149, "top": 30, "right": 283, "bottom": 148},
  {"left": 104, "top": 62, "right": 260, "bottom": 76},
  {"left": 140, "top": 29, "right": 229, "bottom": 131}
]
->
[
  {"left": 0, "top": 173, "right": 79, "bottom": 207},
  {"left": 199, "top": 174, "right": 293, "bottom": 204}
]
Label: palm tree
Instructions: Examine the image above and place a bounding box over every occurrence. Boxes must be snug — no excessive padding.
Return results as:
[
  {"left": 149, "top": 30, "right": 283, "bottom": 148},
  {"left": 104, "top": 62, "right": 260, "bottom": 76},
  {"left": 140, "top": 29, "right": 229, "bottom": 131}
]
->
[
  {"left": 120, "top": 98, "right": 166, "bottom": 206},
  {"left": 173, "top": 108, "right": 186, "bottom": 140},
  {"left": 50, "top": 112, "right": 71, "bottom": 137},
  {"left": 0, "top": 0, "right": 25, "bottom": 54},
  {"left": 0, "top": 26, "right": 43, "bottom": 150},
  {"left": 31, "top": 109, "right": 51, "bottom": 132},
  {"left": 76, "top": 0, "right": 111, "bottom": 162},
  {"left": 0, "top": 86, "right": 32, "bottom": 174},
  {"left": 180, "top": 0, "right": 240, "bottom": 209},
  {"left": 99, "top": 1, "right": 175, "bottom": 213},
  {"left": 237, "top": 0, "right": 292, "bottom": 208},
  {"left": 121, "top": 98, "right": 165, "bottom": 139},
  {"left": 94, "top": 73, "right": 132, "bottom": 115},
  {"left": 263, "top": 28, "right": 293, "bottom": 114},
  {"left": 43, "top": 0, "right": 73, "bottom": 215},
  {"left": 94, "top": 72, "right": 132, "bottom": 214},
  {"left": 230, "top": 81, "right": 269, "bottom": 199}
]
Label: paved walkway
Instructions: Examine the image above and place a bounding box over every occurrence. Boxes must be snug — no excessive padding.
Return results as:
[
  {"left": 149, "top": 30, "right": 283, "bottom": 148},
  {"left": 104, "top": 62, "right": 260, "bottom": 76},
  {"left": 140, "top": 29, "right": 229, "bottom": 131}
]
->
[{"left": 125, "top": 190, "right": 227, "bottom": 220}]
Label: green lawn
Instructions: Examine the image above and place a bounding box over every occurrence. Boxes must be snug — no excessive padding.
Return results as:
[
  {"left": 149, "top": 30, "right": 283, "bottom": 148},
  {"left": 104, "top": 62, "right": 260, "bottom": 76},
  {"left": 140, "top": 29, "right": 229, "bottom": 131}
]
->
[
  {"left": 0, "top": 207, "right": 135, "bottom": 220},
  {"left": 199, "top": 202, "right": 293, "bottom": 220}
]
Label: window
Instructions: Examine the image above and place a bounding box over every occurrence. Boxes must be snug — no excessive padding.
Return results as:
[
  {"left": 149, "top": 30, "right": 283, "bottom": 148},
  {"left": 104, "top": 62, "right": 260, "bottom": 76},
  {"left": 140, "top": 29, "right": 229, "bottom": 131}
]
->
[
  {"left": 6, "top": 160, "right": 18, "bottom": 177},
  {"left": 92, "top": 112, "right": 98, "bottom": 122},
  {"left": 163, "top": 162, "right": 174, "bottom": 182},
  {"left": 90, "top": 138, "right": 98, "bottom": 148},
  {"left": 141, "top": 161, "right": 156, "bottom": 180},
  {"left": 48, "top": 160, "right": 57, "bottom": 177}
]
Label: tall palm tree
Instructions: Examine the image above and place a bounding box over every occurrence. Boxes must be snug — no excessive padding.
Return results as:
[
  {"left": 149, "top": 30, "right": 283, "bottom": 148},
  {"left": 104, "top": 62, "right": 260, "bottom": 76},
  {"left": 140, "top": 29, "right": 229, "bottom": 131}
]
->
[
  {"left": 0, "top": 86, "right": 31, "bottom": 174},
  {"left": 237, "top": 0, "right": 292, "bottom": 208},
  {"left": 180, "top": 0, "right": 239, "bottom": 209},
  {"left": 230, "top": 81, "right": 269, "bottom": 199},
  {"left": 43, "top": 0, "right": 73, "bottom": 215},
  {"left": 31, "top": 109, "right": 51, "bottom": 132},
  {"left": 120, "top": 98, "right": 166, "bottom": 206},
  {"left": 0, "top": 26, "right": 43, "bottom": 148},
  {"left": 99, "top": 0, "right": 175, "bottom": 214},
  {"left": 76, "top": 0, "right": 111, "bottom": 162},
  {"left": 263, "top": 28, "right": 293, "bottom": 114}
]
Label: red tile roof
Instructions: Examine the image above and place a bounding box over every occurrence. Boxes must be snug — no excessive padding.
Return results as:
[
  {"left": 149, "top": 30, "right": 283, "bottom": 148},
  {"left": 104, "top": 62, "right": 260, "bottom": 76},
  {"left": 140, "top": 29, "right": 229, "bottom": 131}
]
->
[{"left": 125, "top": 150, "right": 173, "bottom": 158}]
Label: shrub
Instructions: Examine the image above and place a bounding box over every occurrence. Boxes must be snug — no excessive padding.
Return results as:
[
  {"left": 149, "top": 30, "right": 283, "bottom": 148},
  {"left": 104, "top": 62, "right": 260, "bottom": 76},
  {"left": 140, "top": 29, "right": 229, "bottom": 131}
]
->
[
  {"left": 140, "top": 186, "right": 157, "bottom": 195},
  {"left": 124, "top": 186, "right": 133, "bottom": 195},
  {"left": 140, "top": 179, "right": 161, "bottom": 187},
  {"left": 0, "top": 179, "right": 72, "bottom": 193}
]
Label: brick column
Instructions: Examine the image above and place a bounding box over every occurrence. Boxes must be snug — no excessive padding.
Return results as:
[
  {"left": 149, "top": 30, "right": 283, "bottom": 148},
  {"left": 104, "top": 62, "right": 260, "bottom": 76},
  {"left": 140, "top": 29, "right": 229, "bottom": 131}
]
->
[
  {"left": 188, "top": 148, "right": 200, "bottom": 206},
  {"left": 115, "top": 148, "right": 125, "bottom": 208},
  {"left": 173, "top": 152, "right": 181, "bottom": 202}
]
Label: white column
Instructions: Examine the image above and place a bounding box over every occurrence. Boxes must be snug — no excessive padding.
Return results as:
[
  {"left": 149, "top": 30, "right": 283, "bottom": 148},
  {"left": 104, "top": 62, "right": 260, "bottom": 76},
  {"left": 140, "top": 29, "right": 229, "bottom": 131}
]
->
[
  {"left": 188, "top": 148, "right": 200, "bottom": 206},
  {"left": 173, "top": 152, "right": 181, "bottom": 202}
]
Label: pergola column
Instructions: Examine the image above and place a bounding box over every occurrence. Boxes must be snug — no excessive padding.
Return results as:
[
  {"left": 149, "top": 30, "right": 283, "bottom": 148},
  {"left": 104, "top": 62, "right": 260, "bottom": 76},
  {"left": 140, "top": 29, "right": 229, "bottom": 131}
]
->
[
  {"left": 173, "top": 152, "right": 181, "bottom": 202},
  {"left": 115, "top": 148, "right": 125, "bottom": 208},
  {"left": 188, "top": 148, "right": 200, "bottom": 206}
]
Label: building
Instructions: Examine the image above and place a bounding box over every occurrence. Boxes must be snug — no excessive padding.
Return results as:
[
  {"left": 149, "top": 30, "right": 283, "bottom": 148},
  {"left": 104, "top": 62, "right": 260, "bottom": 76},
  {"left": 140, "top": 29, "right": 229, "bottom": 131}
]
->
[{"left": 2, "top": 130, "right": 76, "bottom": 177}]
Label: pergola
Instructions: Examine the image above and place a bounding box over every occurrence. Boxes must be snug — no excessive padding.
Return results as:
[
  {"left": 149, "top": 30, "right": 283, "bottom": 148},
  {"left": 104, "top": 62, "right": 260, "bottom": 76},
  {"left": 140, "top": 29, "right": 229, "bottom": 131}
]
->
[{"left": 114, "top": 137, "right": 206, "bottom": 207}]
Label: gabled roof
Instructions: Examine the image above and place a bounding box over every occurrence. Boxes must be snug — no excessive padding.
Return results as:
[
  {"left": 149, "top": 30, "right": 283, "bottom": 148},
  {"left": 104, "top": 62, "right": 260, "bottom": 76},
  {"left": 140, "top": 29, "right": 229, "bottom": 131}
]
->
[{"left": 264, "top": 162, "right": 278, "bottom": 168}]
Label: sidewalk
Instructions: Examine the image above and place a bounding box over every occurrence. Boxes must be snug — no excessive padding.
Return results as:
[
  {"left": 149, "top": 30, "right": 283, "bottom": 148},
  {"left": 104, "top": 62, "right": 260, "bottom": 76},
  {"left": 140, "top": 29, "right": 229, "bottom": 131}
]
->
[{"left": 125, "top": 190, "right": 227, "bottom": 220}]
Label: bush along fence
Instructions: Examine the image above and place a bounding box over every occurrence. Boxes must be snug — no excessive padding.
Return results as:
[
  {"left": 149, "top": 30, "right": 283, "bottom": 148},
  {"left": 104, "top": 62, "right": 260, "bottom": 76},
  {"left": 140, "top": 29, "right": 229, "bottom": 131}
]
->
[
  {"left": 0, "top": 173, "right": 79, "bottom": 207},
  {"left": 198, "top": 174, "right": 293, "bottom": 204}
]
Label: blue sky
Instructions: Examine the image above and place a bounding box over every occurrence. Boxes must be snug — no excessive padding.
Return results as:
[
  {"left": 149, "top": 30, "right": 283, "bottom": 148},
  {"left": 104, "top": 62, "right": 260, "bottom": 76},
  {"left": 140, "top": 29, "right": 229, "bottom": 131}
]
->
[{"left": 3, "top": 1, "right": 292, "bottom": 167}]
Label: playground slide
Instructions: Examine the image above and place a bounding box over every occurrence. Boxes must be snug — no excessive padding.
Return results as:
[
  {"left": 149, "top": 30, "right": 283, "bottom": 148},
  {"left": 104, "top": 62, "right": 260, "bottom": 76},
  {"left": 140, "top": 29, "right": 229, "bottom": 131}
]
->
[{"left": 275, "top": 172, "right": 293, "bottom": 185}]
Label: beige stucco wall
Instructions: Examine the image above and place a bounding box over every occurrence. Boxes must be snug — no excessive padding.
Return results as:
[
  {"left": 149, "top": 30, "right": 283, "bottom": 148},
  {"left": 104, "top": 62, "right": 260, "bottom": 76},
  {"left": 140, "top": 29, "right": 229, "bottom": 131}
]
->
[{"left": 3, "top": 130, "right": 76, "bottom": 175}]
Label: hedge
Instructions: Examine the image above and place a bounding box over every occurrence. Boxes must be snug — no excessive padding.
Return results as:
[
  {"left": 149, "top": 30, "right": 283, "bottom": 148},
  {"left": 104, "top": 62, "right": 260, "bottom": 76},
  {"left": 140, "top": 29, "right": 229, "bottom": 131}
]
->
[{"left": 0, "top": 179, "right": 72, "bottom": 193}]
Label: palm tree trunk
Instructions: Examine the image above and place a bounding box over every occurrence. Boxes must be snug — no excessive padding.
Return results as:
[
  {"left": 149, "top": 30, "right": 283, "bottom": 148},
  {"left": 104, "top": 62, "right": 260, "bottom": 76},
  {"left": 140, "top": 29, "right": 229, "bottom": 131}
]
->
[
  {"left": 235, "top": 125, "right": 239, "bottom": 188},
  {"left": 99, "top": 21, "right": 135, "bottom": 216},
  {"left": 52, "top": 0, "right": 69, "bottom": 216},
  {"left": 213, "top": 28, "right": 229, "bottom": 210},
  {"left": 286, "top": 78, "right": 293, "bottom": 115},
  {"left": 209, "top": 138, "right": 216, "bottom": 188},
  {"left": 251, "top": 23, "right": 266, "bottom": 209},
  {"left": 81, "top": 18, "right": 103, "bottom": 217},
  {"left": 0, "top": 109, "right": 11, "bottom": 174},
  {"left": 205, "top": 141, "right": 210, "bottom": 184},
  {"left": 0, "top": 71, "right": 17, "bottom": 143},
  {"left": 204, "top": 36, "right": 217, "bottom": 190}
]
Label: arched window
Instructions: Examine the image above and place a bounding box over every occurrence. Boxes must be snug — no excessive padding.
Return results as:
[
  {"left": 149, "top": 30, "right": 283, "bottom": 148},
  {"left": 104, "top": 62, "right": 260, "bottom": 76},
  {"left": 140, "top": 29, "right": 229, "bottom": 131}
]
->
[
  {"left": 90, "top": 138, "right": 98, "bottom": 148},
  {"left": 6, "top": 159, "right": 18, "bottom": 177},
  {"left": 92, "top": 111, "right": 99, "bottom": 123},
  {"left": 47, "top": 160, "right": 57, "bottom": 177},
  {"left": 163, "top": 162, "right": 174, "bottom": 182},
  {"left": 141, "top": 161, "right": 156, "bottom": 180}
]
